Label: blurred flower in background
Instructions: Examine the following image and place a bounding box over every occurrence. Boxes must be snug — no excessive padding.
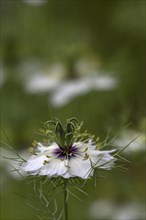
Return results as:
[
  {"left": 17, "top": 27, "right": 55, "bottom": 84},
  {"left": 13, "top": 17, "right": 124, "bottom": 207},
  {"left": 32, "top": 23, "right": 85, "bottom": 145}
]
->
[
  {"left": 114, "top": 129, "right": 145, "bottom": 153},
  {"left": 50, "top": 74, "right": 118, "bottom": 107},
  {"left": 89, "top": 199, "right": 145, "bottom": 220},
  {"left": 19, "top": 60, "right": 66, "bottom": 93}
]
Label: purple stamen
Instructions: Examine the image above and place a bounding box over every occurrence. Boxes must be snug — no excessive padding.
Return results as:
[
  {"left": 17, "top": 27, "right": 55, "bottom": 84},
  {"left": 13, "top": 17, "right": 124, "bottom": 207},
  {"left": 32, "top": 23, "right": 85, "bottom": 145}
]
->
[{"left": 54, "top": 146, "right": 78, "bottom": 160}]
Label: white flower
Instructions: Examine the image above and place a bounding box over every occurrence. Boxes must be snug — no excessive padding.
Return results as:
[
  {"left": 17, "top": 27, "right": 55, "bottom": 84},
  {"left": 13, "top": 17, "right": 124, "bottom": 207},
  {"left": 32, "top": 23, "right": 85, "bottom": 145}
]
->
[
  {"left": 22, "top": 141, "right": 116, "bottom": 179},
  {"left": 50, "top": 75, "right": 118, "bottom": 107},
  {"left": 89, "top": 200, "right": 145, "bottom": 220},
  {"left": 114, "top": 129, "right": 145, "bottom": 153}
]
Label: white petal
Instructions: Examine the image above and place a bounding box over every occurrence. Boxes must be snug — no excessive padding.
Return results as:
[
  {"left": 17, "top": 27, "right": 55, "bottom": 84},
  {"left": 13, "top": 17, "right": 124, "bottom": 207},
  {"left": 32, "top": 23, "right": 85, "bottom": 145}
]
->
[
  {"left": 37, "top": 142, "right": 50, "bottom": 153},
  {"left": 39, "top": 159, "right": 67, "bottom": 177},
  {"left": 22, "top": 155, "right": 47, "bottom": 172},
  {"left": 37, "top": 142, "right": 58, "bottom": 154},
  {"left": 89, "top": 149, "right": 116, "bottom": 170},
  {"left": 73, "top": 142, "right": 89, "bottom": 156},
  {"left": 62, "top": 171, "right": 74, "bottom": 178},
  {"left": 68, "top": 157, "right": 92, "bottom": 179}
]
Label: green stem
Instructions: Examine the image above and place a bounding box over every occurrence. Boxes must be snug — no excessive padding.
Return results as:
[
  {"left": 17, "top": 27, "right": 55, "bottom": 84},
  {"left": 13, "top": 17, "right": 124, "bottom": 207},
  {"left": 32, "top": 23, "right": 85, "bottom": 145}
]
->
[
  {"left": 94, "top": 169, "right": 97, "bottom": 195},
  {"left": 64, "top": 180, "right": 68, "bottom": 220}
]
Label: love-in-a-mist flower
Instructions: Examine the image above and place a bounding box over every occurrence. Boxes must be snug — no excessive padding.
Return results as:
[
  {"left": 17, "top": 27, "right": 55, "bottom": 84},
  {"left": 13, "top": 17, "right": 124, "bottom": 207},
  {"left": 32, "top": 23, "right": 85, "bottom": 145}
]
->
[{"left": 22, "top": 118, "right": 116, "bottom": 179}]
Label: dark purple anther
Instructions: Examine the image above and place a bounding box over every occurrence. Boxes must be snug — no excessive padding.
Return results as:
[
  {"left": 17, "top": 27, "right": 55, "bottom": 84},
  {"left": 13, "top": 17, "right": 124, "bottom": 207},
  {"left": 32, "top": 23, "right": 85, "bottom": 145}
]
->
[{"left": 54, "top": 145, "right": 78, "bottom": 160}]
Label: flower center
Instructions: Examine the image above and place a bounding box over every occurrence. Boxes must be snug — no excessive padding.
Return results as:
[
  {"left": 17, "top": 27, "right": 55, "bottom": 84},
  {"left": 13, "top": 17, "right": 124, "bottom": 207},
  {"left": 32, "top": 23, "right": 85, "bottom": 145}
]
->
[{"left": 54, "top": 146, "right": 78, "bottom": 160}]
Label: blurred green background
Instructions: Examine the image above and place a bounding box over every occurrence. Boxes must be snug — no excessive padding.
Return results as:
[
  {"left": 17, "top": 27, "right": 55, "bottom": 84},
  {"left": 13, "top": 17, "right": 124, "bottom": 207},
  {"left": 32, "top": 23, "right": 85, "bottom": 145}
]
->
[{"left": 0, "top": 0, "right": 145, "bottom": 219}]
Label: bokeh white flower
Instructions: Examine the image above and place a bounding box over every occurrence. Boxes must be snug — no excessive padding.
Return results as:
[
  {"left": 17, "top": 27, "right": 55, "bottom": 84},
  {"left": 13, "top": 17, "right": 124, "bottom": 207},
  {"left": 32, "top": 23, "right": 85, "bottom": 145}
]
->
[
  {"left": 19, "top": 61, "right": 66, "bottom": 93},
  {"left": 114, "top": 129, "right": 145, "bottom": 153},
  {"left": 89, "top": 199, "right": 145, "bottom": 220},
  {"left": 50, "top": 75, "right": 118, "bottom": 107}
]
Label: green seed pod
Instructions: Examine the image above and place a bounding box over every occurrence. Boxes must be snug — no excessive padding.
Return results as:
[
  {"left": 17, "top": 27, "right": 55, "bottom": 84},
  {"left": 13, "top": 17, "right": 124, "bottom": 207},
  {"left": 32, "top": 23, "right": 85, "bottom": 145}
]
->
[
  {"left": 55, "top": 122, "right": 65, "bottom": 147},
  {"left": 66, "top": 122, "right": 75, "bottom": 133}
]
